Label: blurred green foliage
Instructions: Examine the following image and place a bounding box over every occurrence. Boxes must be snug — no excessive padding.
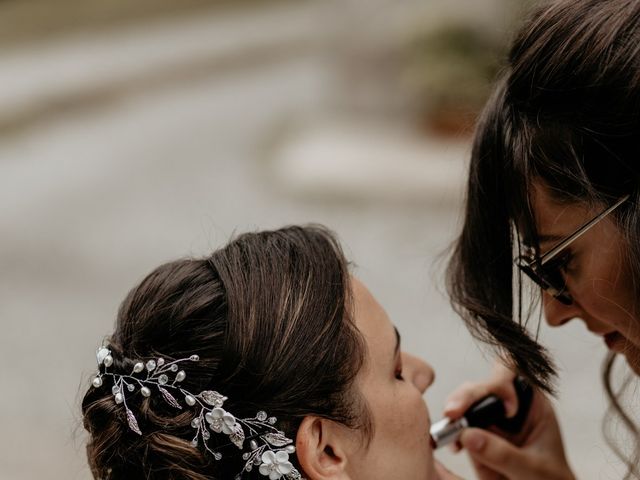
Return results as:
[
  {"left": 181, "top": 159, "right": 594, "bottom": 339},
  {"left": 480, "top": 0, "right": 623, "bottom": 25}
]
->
[
  {"left": 403, "top": 20, "right": 507, "bottom": 129},
  {"left": 0, "top": 0, "right": 280, "bottom": 47}
]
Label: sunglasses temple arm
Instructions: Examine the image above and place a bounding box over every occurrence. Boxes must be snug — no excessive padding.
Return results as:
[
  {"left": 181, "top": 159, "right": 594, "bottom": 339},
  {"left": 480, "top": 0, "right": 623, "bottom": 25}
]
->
[{"left": 540, "top": 195, "right": 630, "bottom": 266}]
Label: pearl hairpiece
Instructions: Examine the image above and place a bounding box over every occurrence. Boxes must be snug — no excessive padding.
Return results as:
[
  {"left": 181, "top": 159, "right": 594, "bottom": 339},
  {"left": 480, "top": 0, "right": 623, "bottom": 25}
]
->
[{"left": 92, "top": 347, "right": 303, "bottom": 480}]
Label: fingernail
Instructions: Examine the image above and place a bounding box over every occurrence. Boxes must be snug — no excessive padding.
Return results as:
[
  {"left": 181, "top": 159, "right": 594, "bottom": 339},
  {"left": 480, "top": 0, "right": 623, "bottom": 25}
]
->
[
  {"left": 466, "top": 432, "right": 486, "bottom": 452},
  {"left": 444, "top": 400, "right": 461, "bottom": 413}
]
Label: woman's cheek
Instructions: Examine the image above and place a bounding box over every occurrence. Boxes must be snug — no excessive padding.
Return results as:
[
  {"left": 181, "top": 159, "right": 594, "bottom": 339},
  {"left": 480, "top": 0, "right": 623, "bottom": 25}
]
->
[{"left": 394, "top": 390, "right": 430, "bottom": 446}]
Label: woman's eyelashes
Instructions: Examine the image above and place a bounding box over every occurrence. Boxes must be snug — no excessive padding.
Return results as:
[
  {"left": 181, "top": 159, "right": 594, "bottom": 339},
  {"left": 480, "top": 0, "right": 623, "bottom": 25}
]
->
[{"left": 552, "top": 250, "right": 574, "bottom": 273}]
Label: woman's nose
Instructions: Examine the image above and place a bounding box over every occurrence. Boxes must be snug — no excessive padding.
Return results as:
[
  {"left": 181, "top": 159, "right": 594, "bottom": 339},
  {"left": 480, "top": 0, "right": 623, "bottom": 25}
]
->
[
  {"left": 402, "top": 352, "right": 435, "bottom": 393},
  {"left": 542, "top": 291, "right": 582, "bottom": 327}
]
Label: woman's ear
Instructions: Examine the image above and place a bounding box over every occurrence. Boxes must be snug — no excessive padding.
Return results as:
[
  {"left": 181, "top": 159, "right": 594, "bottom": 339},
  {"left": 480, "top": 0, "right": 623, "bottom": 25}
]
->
[{"left": 295, "top": 416, "right": 353, "bottom": 480}]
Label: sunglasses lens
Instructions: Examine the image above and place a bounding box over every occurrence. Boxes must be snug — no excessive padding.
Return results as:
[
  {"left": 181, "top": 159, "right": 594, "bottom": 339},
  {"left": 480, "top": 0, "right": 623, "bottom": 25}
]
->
[
  {"left": 554, "top": 291, "right": 573, "bottom": 305},
  {"left": 518, "top": 260, "right": 573, "bottom": 305},
  {"left": 541, "top": 264, "right": 565, "bottom": 289}
]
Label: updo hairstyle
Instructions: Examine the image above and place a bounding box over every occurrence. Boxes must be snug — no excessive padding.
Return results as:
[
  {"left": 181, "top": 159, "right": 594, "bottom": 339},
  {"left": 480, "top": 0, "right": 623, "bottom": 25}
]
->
[{"left": 81, "top": 226, "right": 369, "bottom": 480}]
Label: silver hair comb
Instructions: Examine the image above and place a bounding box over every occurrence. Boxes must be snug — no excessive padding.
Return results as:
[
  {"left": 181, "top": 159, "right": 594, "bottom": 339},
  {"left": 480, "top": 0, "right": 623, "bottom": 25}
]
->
[{"left": 92, "top": 346, "right": 303, "bottom": 480}]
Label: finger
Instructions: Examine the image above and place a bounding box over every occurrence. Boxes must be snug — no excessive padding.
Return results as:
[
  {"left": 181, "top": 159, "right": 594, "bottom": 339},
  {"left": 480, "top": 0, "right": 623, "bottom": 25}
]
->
[
  {"left": 444, "top": 374, "right": 519, "bottom": 419},
  {"left": 491, "top": 362, "right": 517, "bottom": 381},
  {"left": 490, "top": 364, "right": 519, "bottom": 417},
  {"left": 434, "top": 461, "right": 465, "bottom": 480},
  {"left": 443, "top": 381, "right": 493, "bottom": 418},
  {"left": 459, "top": 428, "right": 532, "bottom": 478},
  {"left": 448, "top": 440, "right": 462, "bottom": 453}
]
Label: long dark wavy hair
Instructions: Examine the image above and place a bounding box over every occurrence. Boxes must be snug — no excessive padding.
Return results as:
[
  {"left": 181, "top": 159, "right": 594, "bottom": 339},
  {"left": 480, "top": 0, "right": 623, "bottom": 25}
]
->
[
  {"left": 447, "top": 0, "right": 640, "bottom": 477},
  {"left": 81, "top": 225, "right": 369, "bottom": 480}
]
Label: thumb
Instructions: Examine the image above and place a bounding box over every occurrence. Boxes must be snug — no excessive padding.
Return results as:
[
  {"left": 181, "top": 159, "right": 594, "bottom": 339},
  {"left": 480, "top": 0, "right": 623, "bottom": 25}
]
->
[
  {"left": 434, "top": 461, "right": 465, "bottom": 480},
  {"left": 459, "top": 429, "right": 532, "bottom": 479}
]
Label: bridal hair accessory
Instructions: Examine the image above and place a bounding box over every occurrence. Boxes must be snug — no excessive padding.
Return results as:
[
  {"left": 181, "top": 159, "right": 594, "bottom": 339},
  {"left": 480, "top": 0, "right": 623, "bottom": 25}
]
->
[{"left": 91, "top": 346, "right": 303, "bottom": 480}]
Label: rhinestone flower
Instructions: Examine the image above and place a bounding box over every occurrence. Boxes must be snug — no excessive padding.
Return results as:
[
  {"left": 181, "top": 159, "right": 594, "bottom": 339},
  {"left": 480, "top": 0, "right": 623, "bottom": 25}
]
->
[
  {"left": 206, "top": 407, "right": 236, "bottom": 434},
  {"left": 259, "top": 451, "right": 294, "bottom": 480},
  {"left": 91, "top": 349, "right": 304, "bottom": 480}
]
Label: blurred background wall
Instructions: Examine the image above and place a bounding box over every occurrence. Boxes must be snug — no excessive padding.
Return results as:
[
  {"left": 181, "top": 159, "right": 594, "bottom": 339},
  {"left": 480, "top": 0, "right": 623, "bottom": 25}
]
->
[{"left": 0, "top": 0, "right": 625, "bottom": 479}]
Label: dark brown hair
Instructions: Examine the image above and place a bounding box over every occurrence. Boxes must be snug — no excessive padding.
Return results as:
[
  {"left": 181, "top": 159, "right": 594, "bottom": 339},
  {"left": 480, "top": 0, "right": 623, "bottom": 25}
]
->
[
  {"left": 81, "top": 225, "right": 369, "bottom": 480},
  {"left": 447, "top": 0, "right": 640, "bottom": 477}
]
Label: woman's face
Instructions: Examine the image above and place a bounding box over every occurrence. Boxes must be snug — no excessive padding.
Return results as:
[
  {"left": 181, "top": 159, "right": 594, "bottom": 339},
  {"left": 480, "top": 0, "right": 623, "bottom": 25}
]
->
[
  {"left": 345, "top": 277, "right": 438, "bottom": 480},
  {"left": 531, "top": 182, "right": 640, "bottom": 373}
]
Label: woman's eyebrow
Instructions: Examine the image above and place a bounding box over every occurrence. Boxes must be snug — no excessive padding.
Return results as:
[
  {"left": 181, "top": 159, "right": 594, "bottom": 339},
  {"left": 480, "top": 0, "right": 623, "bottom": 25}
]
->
[{"left": 521, "top": 233, "right": 563, "bottom": 248}]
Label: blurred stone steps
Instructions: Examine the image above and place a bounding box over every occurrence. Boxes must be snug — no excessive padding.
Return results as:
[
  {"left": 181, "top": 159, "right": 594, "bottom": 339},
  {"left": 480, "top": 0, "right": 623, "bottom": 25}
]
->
[
  {"left": 270, "top": 119, "right": 469, "bottom": 205},
  {"left": 0, "top": 1, "right": 330, "bottom": 135}
]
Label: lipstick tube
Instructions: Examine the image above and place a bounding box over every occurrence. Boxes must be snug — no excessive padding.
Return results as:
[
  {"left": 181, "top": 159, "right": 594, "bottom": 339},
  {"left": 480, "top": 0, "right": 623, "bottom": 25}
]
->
[{"left": 430, "top": 377, "right": 533, "bottom": 449}]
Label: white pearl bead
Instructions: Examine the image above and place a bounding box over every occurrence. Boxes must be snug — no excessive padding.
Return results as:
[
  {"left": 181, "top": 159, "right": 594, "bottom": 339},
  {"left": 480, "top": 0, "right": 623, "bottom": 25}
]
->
[
  {"left": 133, "top": 362, "right": 144, "bottom": 373},
  {"left": 92, "top": 377, "right": 103, "bottom": 388},
  {"left": 185, "top": 395, "right": 196, "bottom": 406},
  {"left": 176, "top": 371, "right": 186, "bottom": 382},
  {"left": 115, "top": 393, "right": 124, "bottom": 404},
  {"left": 141, "top": 387, "right": 151, "bottom": 397},
  {"left": 285, "top": 445, "right": 296, "bottom": 454},
  {"left": 103, "top": 355, "right": 113, "bottom": 367}
]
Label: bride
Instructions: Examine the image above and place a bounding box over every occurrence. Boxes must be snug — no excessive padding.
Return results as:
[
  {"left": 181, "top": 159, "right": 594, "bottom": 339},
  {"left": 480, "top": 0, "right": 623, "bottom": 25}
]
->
[{"left": 81, "top": 225, "right": 458, "bottom": 479}]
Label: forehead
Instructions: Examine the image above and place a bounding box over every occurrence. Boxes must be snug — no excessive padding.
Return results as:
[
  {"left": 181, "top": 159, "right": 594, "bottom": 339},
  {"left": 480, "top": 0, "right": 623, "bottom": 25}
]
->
[
  {"left": 527, "top": 182, "right": 594, "bottom": 243},
  {"left": 350, "top": 277, "right": 394, "bottom": 361}
]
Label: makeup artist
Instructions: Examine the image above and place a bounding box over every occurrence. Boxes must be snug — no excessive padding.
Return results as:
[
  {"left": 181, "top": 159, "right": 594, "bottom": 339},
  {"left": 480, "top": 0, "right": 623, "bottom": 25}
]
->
[{"left": 441, "top": 1, "right": 640, "bottom": 479}]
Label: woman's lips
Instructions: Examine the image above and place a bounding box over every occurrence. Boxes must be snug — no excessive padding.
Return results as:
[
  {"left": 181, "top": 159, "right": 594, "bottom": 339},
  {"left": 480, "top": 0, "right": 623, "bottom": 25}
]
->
[{"left": 604, "top": 332, "right": 625, "bottom": 352}]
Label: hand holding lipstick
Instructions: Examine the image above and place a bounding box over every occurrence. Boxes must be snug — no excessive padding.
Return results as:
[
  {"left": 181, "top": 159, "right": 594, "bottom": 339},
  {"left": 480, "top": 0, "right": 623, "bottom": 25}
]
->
[
  {"left": 431, "top": 376, "right": 534, "bottom": 449},
  {"left": 442, "top": 364, "right": 576, "bottom": 480}
]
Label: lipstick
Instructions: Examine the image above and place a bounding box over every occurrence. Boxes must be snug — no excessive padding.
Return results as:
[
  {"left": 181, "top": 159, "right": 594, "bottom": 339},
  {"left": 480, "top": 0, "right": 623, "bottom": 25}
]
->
[{"left": 430, "top": 377, "right": 534, "bottom": 449}]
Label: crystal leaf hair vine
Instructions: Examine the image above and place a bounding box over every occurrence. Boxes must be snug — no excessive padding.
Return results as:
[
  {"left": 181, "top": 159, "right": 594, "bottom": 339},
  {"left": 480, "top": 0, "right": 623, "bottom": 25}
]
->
[{"left": 92, "top": 347, "right": 303, "bottom": 480}]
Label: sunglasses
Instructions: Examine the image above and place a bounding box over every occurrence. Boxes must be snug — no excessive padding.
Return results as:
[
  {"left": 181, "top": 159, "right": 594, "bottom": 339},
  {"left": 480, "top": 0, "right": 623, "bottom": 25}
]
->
[{"left": 516, "top": 195, "right": 630, "bottom": 305}]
